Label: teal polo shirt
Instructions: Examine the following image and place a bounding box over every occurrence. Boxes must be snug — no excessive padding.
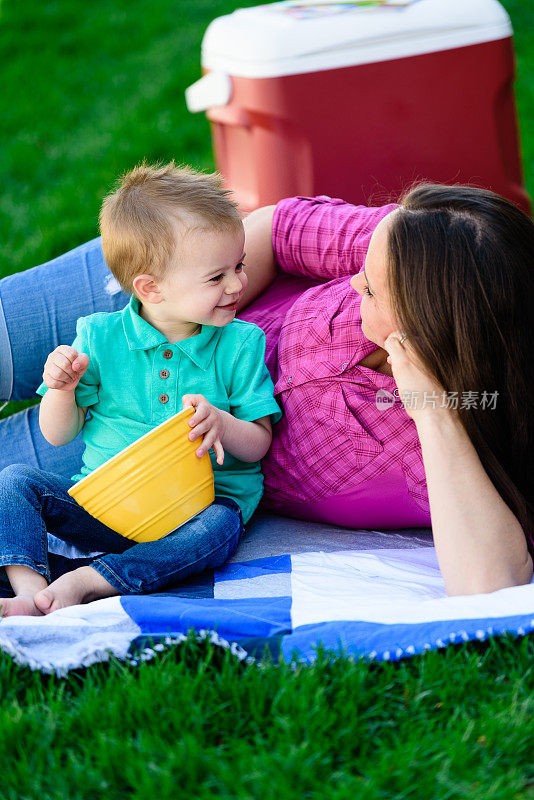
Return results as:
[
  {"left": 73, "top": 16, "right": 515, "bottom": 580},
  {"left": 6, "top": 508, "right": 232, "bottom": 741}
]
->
[{"left": 36, "top": 294, "right": 282, "bottom": 524}]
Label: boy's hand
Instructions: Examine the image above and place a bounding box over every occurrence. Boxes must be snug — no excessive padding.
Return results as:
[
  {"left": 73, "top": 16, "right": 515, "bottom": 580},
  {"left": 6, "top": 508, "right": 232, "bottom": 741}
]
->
[
  {"left": 42, "top": 346, "right": 90, "bottom": 391},
  {"left": 182, "top": 394, "right": 226, "bottom": 465}
]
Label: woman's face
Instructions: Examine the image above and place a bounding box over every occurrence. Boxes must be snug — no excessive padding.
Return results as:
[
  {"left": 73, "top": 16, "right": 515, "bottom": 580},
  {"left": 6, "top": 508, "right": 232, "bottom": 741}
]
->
[{"left": 350, "top": 211, "right": 398, "bottom": 348}]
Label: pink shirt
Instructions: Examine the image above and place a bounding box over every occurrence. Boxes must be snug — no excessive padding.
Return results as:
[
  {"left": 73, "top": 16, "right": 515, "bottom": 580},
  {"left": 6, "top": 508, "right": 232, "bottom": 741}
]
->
[{"left": 239, "top": 195, "right": 431, "bottom": 530}]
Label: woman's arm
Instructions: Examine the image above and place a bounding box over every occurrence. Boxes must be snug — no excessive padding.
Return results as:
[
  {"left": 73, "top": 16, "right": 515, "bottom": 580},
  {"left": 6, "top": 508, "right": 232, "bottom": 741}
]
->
[
  {"left": 239, "top": 198, "right": 401, "bottom": 311},
  {"left": 238, "top": 205, "right": 278, "bottom": 312},
  {"left": 384, "top": 332, "right": 533, "bottom": 596},
  {"left": 416, "top": 408, "right": 533, "bottom": 596}
]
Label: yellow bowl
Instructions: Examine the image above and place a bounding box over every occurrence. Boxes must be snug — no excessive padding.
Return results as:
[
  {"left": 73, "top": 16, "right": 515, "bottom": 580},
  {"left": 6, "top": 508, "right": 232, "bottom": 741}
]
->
[{"left": 67, "top": 406, "right": 214, "bottom": 543}]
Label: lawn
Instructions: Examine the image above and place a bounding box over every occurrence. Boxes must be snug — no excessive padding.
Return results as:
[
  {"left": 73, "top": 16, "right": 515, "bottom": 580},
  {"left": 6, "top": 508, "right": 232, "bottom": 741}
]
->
[{"left": 1, "top": 0, "right": 534, "bottom": 797}]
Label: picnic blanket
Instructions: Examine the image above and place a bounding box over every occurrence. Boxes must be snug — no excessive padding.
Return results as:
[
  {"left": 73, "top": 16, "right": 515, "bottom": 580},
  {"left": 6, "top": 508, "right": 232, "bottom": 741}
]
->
[{"left": 0, "top": 513, "right": 533, "bottom": 675}]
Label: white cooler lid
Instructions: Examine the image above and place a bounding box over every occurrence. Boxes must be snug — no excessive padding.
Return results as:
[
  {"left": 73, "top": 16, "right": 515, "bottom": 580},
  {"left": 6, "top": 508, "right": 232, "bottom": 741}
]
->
[{"left": 201, "top": 0, "right": 512, "bottom": 78}]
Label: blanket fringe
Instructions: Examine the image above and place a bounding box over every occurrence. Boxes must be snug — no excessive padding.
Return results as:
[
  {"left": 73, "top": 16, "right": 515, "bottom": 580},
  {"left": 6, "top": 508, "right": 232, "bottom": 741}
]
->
[
  {"left": 126, "top": 629, "right": 256, "bottom": 669},
  {"left": 0, "top": 628, "right": 256, "bottom": 677},
  {"left": 0, "top": 633, "right": 125, "bottom": 677}
]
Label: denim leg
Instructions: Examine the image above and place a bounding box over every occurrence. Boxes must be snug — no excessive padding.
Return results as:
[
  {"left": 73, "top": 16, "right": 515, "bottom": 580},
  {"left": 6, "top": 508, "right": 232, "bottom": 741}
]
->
[
  {"left": 0, "top": 236, "right": 130, "bottom": 479},
  {"left": 0, "top": 464, "right": 134, "bottom": 586},
  {"left": 0, "top": 404, "right": 85, "bottom": 481},
  {"left": 0, "top": 237, "right": 130, "bottom": 402},
  {"left": 91, "top": 497, "right": 244, "bottom": 594}
]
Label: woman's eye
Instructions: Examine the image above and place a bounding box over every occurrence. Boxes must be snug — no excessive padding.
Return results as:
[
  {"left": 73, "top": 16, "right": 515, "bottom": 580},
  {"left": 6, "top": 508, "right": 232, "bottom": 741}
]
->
[
  {"left": 364, "top": 285, "right": 373, "bottom": 298},
  {"left": 210, "top": 274, "right": 223, "bottom": 282}
]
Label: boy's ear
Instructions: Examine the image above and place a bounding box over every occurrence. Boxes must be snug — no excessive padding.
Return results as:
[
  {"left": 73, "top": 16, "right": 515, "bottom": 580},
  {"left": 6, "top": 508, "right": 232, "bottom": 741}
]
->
[{"left": 132, "top": 274, "right": 164, "bottom": 303}]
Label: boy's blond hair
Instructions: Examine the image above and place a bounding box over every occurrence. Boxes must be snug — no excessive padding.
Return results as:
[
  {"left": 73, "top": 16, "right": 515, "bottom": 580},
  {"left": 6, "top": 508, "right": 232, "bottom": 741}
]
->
[{"left": 99, "top": 161, "right": 242, "bottom": 297}]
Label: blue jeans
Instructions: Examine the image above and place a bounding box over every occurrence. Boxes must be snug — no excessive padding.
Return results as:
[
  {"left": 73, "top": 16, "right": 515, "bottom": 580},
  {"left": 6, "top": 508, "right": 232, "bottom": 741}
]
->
[
  {"left": 0, "top": 237, "right": 130, "bottom": 480},
  {"left": 0, "top": 464, "right": 244, "bottom": 595}
]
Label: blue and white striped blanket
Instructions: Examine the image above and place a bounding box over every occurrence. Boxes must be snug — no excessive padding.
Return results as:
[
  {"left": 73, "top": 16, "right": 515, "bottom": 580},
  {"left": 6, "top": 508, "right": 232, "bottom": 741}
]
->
[{"left": 1, "top": 513, "right": 533, "bottom": 675}]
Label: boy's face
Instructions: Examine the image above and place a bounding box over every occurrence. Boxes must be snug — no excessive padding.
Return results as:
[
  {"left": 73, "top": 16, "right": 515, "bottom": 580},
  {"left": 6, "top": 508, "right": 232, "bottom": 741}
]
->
[{"left": 151, "top": 223, "right": 248, "bottom": 328}]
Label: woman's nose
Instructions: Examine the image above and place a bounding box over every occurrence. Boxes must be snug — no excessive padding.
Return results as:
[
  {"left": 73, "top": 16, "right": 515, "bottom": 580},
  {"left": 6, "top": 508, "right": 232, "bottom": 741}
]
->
[{"left": 350, "top": 274, "right": 362, "bottom": 294}]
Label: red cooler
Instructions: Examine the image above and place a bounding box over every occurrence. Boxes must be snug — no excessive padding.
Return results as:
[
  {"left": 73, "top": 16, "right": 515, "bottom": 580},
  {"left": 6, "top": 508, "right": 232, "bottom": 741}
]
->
[{"left": 185, "top": 0, "right": 530, "bottom": 215}]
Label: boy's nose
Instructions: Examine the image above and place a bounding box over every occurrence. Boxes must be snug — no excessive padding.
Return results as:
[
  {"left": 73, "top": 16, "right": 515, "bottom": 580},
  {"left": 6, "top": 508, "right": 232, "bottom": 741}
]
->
[{"left": 225, "top": 276, "right": 242, "bottom": 294}]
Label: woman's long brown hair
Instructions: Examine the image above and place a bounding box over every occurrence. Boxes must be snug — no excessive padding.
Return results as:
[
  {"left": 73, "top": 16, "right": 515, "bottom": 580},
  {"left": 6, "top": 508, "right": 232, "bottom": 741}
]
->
[{"left": 387, "top": 183, "right": 534, "bottom": 555}]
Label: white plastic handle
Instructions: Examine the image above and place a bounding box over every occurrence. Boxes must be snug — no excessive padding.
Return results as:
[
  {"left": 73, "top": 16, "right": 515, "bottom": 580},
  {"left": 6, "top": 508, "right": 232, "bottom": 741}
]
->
[{"left": 185, "top": 71, "right": 232, "bottom": 113}]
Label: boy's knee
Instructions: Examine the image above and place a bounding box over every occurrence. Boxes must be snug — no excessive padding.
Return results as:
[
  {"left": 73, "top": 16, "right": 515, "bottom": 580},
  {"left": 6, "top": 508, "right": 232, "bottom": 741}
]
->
[
  {"left": 0, "top": 463, "right": 42, "bottom": 489},
  {"left": 209, "top": 501, "right": 242, "bottom": 530}
]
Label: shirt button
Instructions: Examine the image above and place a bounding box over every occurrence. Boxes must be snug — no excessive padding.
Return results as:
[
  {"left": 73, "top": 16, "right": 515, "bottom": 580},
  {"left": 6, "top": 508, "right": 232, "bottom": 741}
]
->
[
  {"left": 287, "top": 376, "right": 293, "bottom": 385},
  {"left": 159, "top": 369, "right": 169, "bottom": 379},
  {"left": 341, "top": 361, "right": 349, "bottom": 370},
  {"left": 163, "top": 349, "right": 173, "bottom": 359},
  {"left": 159, "top": 394, "right": 169, "bottom": 404}
]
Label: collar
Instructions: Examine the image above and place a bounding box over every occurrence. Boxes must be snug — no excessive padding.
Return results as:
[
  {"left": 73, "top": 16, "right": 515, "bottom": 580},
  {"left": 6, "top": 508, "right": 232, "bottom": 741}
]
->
[{"left": 121, "top": 294, "right": 222, "bottom": 371}]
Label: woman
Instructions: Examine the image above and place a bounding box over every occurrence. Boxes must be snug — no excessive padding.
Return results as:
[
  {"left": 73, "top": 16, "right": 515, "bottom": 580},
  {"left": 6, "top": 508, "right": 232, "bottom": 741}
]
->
[{"left": 1, "top": 184, "right": 532, "bottom": 596}]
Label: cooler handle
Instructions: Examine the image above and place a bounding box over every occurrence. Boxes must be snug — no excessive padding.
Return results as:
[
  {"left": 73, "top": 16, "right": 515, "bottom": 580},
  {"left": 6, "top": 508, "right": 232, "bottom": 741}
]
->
[{"left": 185, "top": 71, "right": 232, "bottom": 113}]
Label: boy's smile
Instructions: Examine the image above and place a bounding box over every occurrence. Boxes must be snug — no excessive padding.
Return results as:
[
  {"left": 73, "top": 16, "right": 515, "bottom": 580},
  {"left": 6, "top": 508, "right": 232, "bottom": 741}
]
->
[
  {"left": 133, "top": 224, "right": 247, "bottom": 342},
  {"left": 216, "top": 298, "right": 240, "bottom": 311}
]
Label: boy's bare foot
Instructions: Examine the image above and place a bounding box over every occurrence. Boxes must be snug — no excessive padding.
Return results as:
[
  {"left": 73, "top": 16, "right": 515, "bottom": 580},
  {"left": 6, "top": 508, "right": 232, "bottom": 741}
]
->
[
  {"left": 0, "top": 593, "right": 45, "bottom": 617},
  {"left": 34, "top": 566, "right": 118, "bottom": 614}
]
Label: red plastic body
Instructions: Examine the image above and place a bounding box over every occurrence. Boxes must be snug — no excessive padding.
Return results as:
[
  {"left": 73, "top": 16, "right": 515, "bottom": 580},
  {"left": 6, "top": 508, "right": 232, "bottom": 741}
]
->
[{"left": 206, "top": 37, "right": 531, "bottom": 215}]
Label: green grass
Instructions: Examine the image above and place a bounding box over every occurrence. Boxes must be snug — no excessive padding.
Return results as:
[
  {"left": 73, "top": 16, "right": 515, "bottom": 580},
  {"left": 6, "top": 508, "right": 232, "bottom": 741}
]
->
[
  {"left": 1, "top": 0, "right": 534, "bottom": 796},
  {"left": 1, "top": 633, "right": 534, "bottom": 800}
]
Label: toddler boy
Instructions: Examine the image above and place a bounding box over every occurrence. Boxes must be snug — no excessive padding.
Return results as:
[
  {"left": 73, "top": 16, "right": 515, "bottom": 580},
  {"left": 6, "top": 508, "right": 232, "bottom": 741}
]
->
[{"left": 0, "top": 162, "right": 281, "bottom": 616}]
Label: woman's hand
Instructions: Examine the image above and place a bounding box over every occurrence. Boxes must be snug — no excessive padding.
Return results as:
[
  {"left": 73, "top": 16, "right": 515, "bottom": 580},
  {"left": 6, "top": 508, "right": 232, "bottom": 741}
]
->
[
  {"left": 383, "top": 332, "right": 449, "bottom": 423},
  {"left": 42, "top": 346, "right": 89, "bottom": 391},
  {"left": 182, "top": 394, "right": 226, "bottom": 465}
]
